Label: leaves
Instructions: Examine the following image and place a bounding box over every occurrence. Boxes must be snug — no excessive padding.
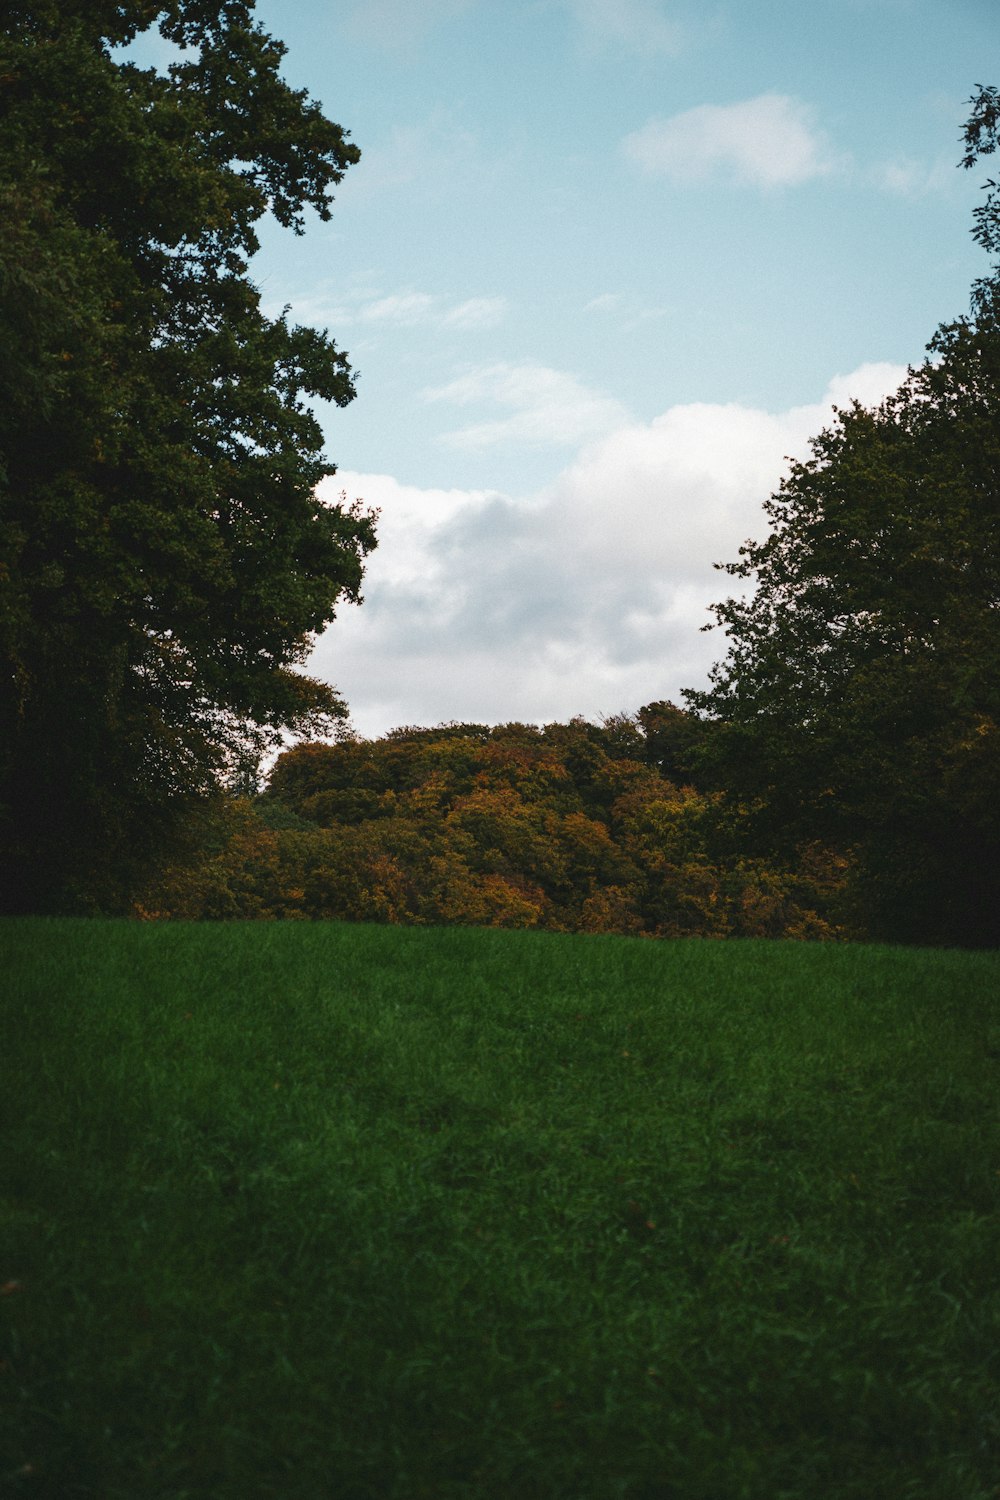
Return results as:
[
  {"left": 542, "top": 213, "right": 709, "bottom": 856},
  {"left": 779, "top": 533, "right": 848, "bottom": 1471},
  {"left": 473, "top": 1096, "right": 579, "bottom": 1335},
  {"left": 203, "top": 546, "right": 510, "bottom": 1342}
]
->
[
  {"left": 685, "top": 92, "right": 1000, "bottom": 946},
  {"left": 140, "top": 715, "right": 846, "bottom": 938},
  {"left": 0, "top": 4, "right": 375, "bottom": 911}
]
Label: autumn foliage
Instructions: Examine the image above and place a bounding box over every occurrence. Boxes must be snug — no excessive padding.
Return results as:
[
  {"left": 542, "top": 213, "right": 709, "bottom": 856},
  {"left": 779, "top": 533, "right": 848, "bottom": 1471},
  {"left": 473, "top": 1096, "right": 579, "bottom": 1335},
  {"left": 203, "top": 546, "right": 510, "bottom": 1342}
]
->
[{"left": 139, "top": 707, "right": 847, "bottom": 938}]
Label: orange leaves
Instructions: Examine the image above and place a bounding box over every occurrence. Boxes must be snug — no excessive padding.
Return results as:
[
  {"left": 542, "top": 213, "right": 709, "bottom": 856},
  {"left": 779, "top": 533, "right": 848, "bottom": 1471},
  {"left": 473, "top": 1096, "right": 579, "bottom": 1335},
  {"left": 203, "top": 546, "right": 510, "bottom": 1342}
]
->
[
  {"left": 578, "top": 885, "right": 645, "bottom": 936},
  {"left": 136, "top": 715, "right": 848, "bottom": 936},
  {"left": 477, "top": 874, "right": 546, "bottom": 929}
]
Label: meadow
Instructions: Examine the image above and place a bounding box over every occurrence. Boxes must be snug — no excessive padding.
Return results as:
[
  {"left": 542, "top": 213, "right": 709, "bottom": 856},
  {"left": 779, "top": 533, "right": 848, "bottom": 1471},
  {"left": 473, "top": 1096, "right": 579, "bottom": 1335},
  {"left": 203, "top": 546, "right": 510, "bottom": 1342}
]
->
[{"left": 2, "top": 919, "right": 999, "bottom": 1499}]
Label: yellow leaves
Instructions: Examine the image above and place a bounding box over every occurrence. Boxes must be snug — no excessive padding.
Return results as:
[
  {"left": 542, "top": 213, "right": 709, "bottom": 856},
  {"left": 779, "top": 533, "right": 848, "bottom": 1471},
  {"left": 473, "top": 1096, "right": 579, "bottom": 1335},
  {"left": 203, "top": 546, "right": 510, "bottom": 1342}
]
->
[
  {"left": 578, "top": 885, "right": 645, "bottom": 936},
  {"left": 132, "top": 902, "right": 166, "bottom": 921},
  {"left": 478, "top": 874, "right": 546, "bottom": 929},
  {"left": 137, "top": 718, "right": 847, "bottom": 936}
]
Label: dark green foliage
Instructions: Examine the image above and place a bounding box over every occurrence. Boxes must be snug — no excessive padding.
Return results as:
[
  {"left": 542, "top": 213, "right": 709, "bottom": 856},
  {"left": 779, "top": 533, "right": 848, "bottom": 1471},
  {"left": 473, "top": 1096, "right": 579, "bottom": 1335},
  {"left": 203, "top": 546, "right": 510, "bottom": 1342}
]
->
[
  {"left": 636, "top": 699, "right": 720, "bottom": 790},
  {"left": 686, "top": 90, "right": 1000, "bottom": 947},
  {"left": 0, "top": 2, "right": 375, "bottom": 912},
  {"left": 3, "top": 919, "right": 999, "bottom": 1497}
]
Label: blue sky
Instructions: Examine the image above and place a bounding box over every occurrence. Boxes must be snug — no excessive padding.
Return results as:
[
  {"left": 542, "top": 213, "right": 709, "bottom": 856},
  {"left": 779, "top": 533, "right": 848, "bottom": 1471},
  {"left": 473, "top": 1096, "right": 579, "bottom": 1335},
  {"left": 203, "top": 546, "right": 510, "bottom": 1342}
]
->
[{"left": 161, "top": 1, "right": 1000, "bottom": 734}]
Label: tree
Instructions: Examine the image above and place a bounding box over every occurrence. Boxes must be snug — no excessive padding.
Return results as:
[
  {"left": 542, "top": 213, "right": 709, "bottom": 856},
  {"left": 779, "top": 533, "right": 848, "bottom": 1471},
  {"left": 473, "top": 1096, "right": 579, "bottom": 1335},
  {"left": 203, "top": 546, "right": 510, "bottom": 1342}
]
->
[
  {"left": 158, "top": 717, "right": 839, "bottom": 937},
  {"left": 963, "top": 83, "right": 1000, "bottom": 322},
  {"left": 685, "top": 89, "right": 1000, "bottom": 946},
  {"left": 0, "top": 1, "right": 376, "bottom": 911}
]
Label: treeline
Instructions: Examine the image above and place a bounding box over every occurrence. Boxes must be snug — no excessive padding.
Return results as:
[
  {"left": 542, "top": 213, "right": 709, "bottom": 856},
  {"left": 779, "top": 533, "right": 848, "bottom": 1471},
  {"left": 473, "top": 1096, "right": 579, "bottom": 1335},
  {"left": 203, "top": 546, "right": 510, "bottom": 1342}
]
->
[{"left": 137, "top": 706, "right": 848, "bottom": 939}]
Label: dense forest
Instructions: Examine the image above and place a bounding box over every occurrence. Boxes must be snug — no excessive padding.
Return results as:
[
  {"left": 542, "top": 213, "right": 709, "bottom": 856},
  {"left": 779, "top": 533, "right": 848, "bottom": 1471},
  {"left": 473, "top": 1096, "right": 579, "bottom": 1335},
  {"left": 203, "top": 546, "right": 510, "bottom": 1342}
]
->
[
  {"left": 1, "top": 3, "right": 997, "bottom": 946},
  {"left": 136, "top": 707, "right": 847, "bottom": 937}
]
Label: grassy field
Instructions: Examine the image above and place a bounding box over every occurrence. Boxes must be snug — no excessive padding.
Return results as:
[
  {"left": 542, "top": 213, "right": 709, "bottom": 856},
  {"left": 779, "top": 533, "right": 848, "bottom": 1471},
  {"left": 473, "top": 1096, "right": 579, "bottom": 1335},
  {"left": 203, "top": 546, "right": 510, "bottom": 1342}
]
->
[{"left": 2, "top": 919, "right": 999, "bottom": 1499}]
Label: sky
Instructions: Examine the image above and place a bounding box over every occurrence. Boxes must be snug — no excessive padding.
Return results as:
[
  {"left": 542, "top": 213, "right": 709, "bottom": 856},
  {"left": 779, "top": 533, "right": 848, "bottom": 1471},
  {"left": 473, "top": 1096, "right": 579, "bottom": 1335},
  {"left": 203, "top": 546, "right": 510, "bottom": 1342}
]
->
[{"left": 162, "top": 0, "right": 998, "bottom": 736}]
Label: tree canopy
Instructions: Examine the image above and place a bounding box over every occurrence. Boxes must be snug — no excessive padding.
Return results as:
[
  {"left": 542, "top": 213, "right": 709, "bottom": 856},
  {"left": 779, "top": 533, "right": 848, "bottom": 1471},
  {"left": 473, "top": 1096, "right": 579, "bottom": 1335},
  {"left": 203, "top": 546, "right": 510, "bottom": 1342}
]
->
[
  {"left": 138, "top": 712, "right": 844, "bottom": 939},
  {"left": 0, "top": 1, "right": 376, "bottom": 912},
  {"left": 686, "top": 87, "right": 1000, "bottom": 946}
]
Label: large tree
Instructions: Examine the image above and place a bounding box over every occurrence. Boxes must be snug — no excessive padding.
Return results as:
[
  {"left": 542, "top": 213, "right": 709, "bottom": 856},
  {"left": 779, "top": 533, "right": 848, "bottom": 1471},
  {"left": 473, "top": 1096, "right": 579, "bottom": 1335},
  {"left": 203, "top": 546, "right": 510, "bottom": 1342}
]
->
[
  {"left": 0, "top": 1, "right": 376, "bottom": 912},
  {"left": 686, "top": 89, "right": 1000, "bottom": 946}
]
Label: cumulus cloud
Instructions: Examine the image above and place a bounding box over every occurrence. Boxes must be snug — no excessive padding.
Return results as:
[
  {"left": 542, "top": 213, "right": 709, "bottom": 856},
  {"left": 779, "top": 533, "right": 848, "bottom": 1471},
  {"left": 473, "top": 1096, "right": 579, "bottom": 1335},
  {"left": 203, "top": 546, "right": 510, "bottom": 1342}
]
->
[
  {"left": 423, "top": 362, "right": 631, "bottom": 450},
  {"left": 822, "top": 362, "right": 915, "bottom": 408},
  {"left": 311, "top": 361, "right": 909, "bottom": 736},
  {"left": 623, "top": 94, "right": 839, "bottom": 188}
]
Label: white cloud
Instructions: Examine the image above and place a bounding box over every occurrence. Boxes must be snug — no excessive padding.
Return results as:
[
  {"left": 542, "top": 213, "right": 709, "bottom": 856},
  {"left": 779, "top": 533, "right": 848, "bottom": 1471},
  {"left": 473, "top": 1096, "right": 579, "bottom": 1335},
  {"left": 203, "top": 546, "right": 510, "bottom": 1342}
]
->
[
  {"left": 348, "top": 112, "right": 482, "bottom": 195},
  {"left": 357, "top": 291, "right": 508, "bottom": 330},
  {"left": 822, "top": 362, "right": 914, "bottom": 408},
  {"left": 347, "top": 0, "right": 474, "bottom": 48},
  {"left": 583, "top": 291, "right": 670, "bottom": 329},
  {"left": 623, "top": 94, "right": 840, "bottom": 188},
  {"left": 566, "top": 0, "right": 684, "bottom": 55},
  {"left": 583, "top": 292, "right": 624, "bottom": 313},
  {"left": 311, "top": 361, "right": 909, "bottom": 736},
  {"left": 359, "top": 292, "right": 439, "bottom": 325},
  {"left": 274, "top": 285, "right": 508, "bottom": 334},
  {"left": 870, "top": 154, "right": 954, "bottom": 197},
  {"left": 423, "top": 362, "right": 631, "bottom": 450},
  {"left": 441, "top": 297, "right": 508, "bottom": 330}
]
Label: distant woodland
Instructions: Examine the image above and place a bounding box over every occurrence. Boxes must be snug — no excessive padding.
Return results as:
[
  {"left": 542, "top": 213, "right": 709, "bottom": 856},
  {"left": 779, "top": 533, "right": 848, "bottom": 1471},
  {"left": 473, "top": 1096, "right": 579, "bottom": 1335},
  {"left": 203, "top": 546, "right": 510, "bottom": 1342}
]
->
[{"left": 136, "top": 707, "right": 848, "bottom": 939}]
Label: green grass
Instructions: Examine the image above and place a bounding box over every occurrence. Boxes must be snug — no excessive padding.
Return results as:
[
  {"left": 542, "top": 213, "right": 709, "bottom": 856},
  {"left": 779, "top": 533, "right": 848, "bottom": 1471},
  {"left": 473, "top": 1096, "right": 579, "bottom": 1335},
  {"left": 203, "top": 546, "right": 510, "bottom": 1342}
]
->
[{"left": 2, "top": 920, "right": 999, "bottom": 1499}]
